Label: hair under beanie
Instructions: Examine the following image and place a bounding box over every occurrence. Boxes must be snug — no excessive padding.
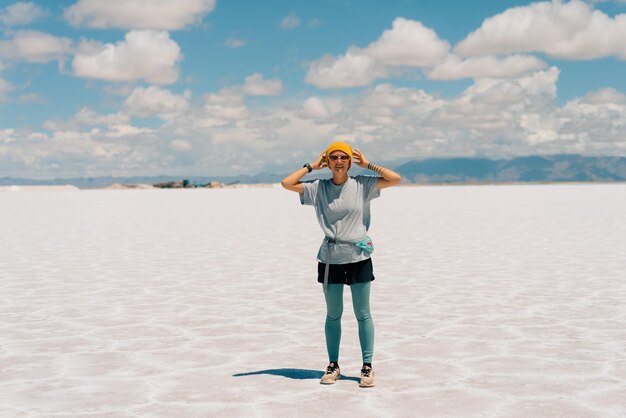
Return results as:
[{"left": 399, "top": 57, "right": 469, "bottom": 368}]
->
[{"left": 325, "top": 142, "right": 353, "bottom": 169}]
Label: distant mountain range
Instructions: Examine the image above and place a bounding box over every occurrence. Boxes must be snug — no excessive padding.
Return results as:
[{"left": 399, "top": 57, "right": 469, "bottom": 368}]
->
[
  {"left": 395, "top": 155, "right": 626, "bottom": 183},
  {"left": 2, "top": 155, "right": 625, "bottom": 188}
]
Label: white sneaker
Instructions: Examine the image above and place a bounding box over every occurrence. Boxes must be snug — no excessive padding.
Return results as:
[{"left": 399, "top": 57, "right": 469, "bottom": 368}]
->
[
  {"left": 359, "top": 365, "right": 375, "bottom": 387},
  {"left": 320, "top": 362, "right": 340, "bottom": 385}
]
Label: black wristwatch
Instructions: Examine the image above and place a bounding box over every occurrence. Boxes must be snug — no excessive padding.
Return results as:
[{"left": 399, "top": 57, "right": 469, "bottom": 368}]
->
[{"left": 303, "top": 163, "right": 312, "bottom": 173}]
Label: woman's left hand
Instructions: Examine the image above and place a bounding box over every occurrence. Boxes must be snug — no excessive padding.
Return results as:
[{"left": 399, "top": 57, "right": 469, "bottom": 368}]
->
[{"left": 353, "top": 149, "right": 369, "bottom": 168}]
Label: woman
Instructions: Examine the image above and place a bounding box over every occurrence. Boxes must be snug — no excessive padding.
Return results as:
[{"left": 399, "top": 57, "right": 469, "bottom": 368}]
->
[{"left": 281, "top": 141, "right": 401, "bottom": 387}]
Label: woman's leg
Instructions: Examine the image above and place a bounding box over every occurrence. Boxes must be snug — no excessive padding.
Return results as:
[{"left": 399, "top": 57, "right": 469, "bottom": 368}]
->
[
  {"left": 350, "top": 282, "right": 374, "bottom": 364},
  {"left": 324, "top": 284, "right": 344, "bottom": 363}
]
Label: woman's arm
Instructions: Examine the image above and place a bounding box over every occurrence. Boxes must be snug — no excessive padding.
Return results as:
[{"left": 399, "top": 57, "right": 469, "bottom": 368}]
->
[
  {"left": 353, "top": 149, "right": 402, "bottom": 190},
  {"left": 281, "top": 152, "right": 326, "bottom": 193}
]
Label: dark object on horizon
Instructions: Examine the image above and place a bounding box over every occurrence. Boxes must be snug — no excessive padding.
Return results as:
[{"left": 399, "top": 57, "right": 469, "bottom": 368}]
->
[{"left": 154, "top": 179, "right": 195, "bottom": 188}]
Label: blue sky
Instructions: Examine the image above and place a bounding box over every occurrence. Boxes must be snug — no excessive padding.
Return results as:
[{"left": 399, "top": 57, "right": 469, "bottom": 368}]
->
[{"left": 1, "top": 0, "right": 625, "bottom": 179}]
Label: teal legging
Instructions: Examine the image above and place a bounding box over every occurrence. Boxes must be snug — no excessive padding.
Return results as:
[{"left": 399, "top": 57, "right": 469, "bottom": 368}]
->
[{"left": 324, "top": 282, "right": 374, "bottom": 364}]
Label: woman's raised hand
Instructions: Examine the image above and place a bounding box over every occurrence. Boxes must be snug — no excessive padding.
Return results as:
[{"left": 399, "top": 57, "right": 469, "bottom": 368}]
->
[
  {"left": 353, "top": 149, "right": 369, "bottom": 168},
  {"left": 311, "top": 152, "right": 326, "bottom": 170}
]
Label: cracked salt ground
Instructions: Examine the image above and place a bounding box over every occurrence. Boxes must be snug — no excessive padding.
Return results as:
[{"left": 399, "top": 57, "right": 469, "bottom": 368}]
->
[{"left": 0, "top": 184, "right": 625, "bottom": 417}]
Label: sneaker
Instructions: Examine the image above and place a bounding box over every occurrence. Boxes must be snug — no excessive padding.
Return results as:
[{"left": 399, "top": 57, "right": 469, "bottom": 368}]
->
[
  {"left": 359, "top": 365, "right": 375, "bottom": 387},
  {"left": 320, "top": 362, "right": 340, "bottom": 385}
]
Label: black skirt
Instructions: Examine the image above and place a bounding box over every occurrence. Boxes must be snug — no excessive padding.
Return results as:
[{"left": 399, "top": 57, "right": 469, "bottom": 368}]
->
[{"left": 317, "top": 258, "right": 375, "bottom": 285}]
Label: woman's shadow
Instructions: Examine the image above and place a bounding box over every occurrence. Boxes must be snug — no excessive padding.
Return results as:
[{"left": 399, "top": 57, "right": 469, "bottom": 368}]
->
[{"left": 233, "top": 368, "right": 359, "bottom": 382}]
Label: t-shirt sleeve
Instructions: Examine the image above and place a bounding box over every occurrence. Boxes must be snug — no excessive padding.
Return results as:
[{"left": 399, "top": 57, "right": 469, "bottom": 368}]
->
[
  {"left": 299, "top": 179, "right": 319, "bottom": 206},
  {"left": 358, "top": 175, "right": 381, "bottom": 201}
]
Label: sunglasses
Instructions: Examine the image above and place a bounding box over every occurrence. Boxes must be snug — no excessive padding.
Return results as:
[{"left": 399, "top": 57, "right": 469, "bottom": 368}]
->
[{"left": 329, "top": 155, "right": 350, "bottom": 161}]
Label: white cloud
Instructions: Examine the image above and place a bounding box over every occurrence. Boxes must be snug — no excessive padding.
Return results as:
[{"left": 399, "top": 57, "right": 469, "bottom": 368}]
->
[
  {"left": 242, "top": 73, "right": 283, "bottom": 96},
  {"left": 72, "top": 30, "right": 182, "bottom": 84},
  {"left": 306, "top": 50, "right": 387, "bottom": 88},
  {"left": 0, "top": 128, "right": 16, "bottom": 144},
  {"left": 177, "top": 68, "right": 601, "bottom": 173},
  {"left": 458, "top": 67, "right": 560, "bottom": 108},
  {"left": 365, "top": 84, "right": 433, "bottom": 109},
  {"left": 520, "top": 113, "right": 560, "bottom": 144},
  {"left": 302, "top": 69, "right": 568, "bottom": 158},
  {"left": 225, "top": 37, "right": 247, "bottom": 48},
  {"left": 442, "top": 68, "right": 570, "bottom": 149},
  {"left": 578, "top": 87, "right": 626, "bottom": 104},
  {"left": 0, "top": 124, "right": 164, "bottom": 178},
  {"left": 124, "top": 86, "right": 190, "bottom": 119},
  {"left": 44, "top": 126, "right": 157, "bottom": 172},
  {"left": 75, "top": 109, "right": 129, "bottom": 127},
  {"left": 170, "top": 139, "right": 191, "bottom": 150},
  {"left": 200, "top": 104, "right": 249, "bottom": 123},
  {"left": 564, "top": 88, "right": 626, "bottom": 117},
  {"left": 4, "top": 70, "right": 626, "bottom": 178},
  {"left": 0, "top": 30, "right": 72, "bottom": 63},
  {"left": 43, "top": 108, "right": 130, "bottom": 131},
  {"left": 65, "top": 0, "right": 215, "bottom": 30},
  {"left": 280, "top": 14, "right": 300, "bottom": 30},
  {"left": 182, "top": 88, "right": 250, "bottom": 128},
  {"left": 105, "top": 124, "right": 153, "bottom": 138},
  {"left": 0, "top": 2, "right": 46, "bottom": 26},
  {"left": 560, "top": 90, "right": 626, "bottom": 152},
  {"left": 427, "top": 54, "right": 548, "bottom": 80},
  {"left": 366, "top": 18, "right": 450, "bottom": 66},
  {"left": 204, "top": 88, "right": 245, "bottom": 106},
  {"left": 306, "top": 18, "right": 449, "bottom": 88},
  {"left": 301, "top": 97, "right": 331, "bottom": 119},
  {"left": 456, "top": 0, "right": 626, "bottom": 60}
]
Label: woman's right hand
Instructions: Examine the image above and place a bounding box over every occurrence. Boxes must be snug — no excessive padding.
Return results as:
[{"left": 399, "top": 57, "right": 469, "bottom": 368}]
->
[{"left": 310, "top": 152, "right": 326, "bottom": 170}]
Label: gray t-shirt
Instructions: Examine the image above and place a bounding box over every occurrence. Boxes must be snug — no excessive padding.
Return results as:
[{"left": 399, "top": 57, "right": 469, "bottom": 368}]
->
[{"left": 300, "top": 175, "right": 380, "bottom": 264}]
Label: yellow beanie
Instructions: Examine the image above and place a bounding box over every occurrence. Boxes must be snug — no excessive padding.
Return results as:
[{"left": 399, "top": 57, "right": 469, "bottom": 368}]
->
[{"left": 325, "top": 141, "right": 353, "bottom": 169}]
